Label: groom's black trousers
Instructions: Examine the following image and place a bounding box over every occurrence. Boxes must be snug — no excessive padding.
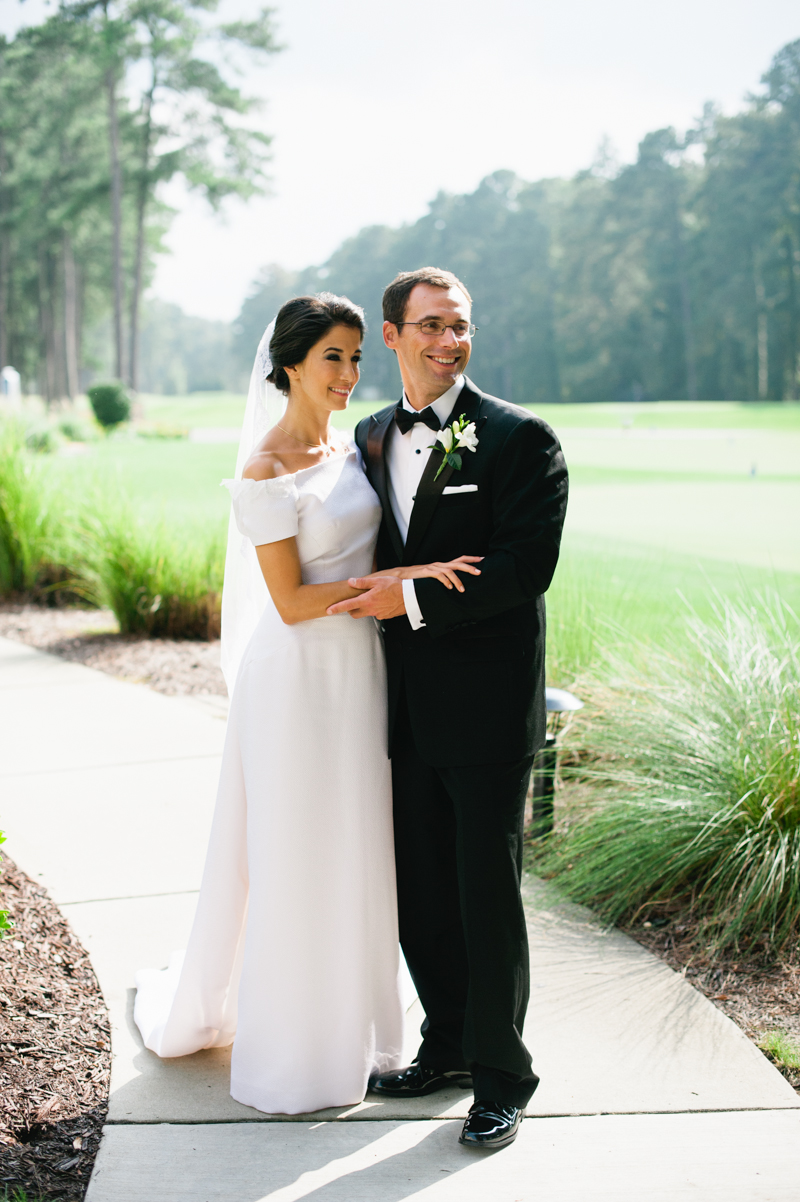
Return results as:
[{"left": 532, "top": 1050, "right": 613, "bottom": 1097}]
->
[{"left": 391, "top": 685, "right": 539, "bottom": 1108}]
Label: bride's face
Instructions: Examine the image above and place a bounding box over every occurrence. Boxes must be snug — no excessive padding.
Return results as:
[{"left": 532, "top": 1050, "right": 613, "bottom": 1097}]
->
[{"left": 286, "top": 324, "right": 362, "bottom": 412}]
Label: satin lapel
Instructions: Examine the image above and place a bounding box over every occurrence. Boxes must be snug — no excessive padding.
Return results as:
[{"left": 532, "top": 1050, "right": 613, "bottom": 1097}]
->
[
  {"left": 367, "top": 406, "right": 404, "bottom": 561},
  {"left": 402, "top": 381, "right": 484, "bottom": 567}
]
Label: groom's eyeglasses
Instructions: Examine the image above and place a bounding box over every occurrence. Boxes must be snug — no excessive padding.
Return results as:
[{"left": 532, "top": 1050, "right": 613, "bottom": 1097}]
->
[{"left": 396, "top": 320, "right": 478, "bottom": 338}]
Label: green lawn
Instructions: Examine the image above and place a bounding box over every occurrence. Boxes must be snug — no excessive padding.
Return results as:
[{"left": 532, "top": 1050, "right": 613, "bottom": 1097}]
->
[
  {"left": 566, "top": 466, "right": 798, "bottom": 484},
  {"left": 532, "top": 399, "right": 800, "bottom": 431},
  {"left": 558, "top": 429, "right": 800, "bottom": 480},
  {"left": 546, "top": 532, "right": 800, "bottom": 686},
  {"left": 139, "top": 391, "right": 247, "bottom": 428},
  {"left": 566, "top": 479, "right": 800, "bottom": 572},
  {"left": 51, "top": 436, "right": 238, "bottom": 531}
]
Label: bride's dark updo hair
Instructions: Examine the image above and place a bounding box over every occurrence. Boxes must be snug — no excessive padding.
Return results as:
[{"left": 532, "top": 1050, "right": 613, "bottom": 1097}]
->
[{"left": 267, "top": 293, "right": 366, "bottom": 394}]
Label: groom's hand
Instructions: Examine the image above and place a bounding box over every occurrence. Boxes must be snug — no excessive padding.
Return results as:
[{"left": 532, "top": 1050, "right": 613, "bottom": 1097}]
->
[{"left": 326, "top": 576, "right": 406, "bottom": 620}]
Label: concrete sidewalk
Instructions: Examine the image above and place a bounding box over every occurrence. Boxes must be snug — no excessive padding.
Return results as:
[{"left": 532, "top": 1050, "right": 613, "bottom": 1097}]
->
[{"left": 2, "top": 634, "right": 799, "bottom": 1200}]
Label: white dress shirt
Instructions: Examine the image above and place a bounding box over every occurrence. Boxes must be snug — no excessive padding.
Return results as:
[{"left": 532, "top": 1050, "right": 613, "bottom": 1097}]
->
[{"left": 385, "top": 376, "right": 466, "bottom": 631}]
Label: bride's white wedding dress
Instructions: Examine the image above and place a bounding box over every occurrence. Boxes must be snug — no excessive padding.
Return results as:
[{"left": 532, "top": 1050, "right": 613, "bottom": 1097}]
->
[{"left": 134, "top": 448, "right": 405, "bottom": 1115}]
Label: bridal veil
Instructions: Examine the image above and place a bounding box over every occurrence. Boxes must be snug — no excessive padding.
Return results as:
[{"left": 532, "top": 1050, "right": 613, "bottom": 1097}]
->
[{"left": 219, "top": 319, "right": 284, "bottom": 693}]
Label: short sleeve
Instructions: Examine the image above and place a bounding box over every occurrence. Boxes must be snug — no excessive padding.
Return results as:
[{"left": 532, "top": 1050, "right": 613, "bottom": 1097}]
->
[{"left": 221, "top": 476, "right": 299, "bottom": 546}]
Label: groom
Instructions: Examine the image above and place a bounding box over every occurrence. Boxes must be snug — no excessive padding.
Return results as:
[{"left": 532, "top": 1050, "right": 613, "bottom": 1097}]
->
[{"left": 328, "top": 267, "right": 568, "bottom": 1149}]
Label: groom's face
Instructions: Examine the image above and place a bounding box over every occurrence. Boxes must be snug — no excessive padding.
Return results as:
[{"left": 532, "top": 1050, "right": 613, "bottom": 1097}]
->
[{"left": 384, "top": 283, "right": 472, "bottom": 400}]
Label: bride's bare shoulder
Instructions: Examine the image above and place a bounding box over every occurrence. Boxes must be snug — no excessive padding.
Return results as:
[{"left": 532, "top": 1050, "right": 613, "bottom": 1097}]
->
[{"left": 242, "top": 448, "right": 291, "bottom": 481}]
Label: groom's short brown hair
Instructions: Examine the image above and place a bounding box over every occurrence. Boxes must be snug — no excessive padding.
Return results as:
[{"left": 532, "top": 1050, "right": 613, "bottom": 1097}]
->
[{"left": 382, "top": 267, "right": 472, "bottom": 327}]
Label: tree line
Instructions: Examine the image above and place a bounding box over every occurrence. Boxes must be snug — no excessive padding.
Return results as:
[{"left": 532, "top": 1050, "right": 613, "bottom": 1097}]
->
[
  {"left": 236, "top": 39, "right": 800, "bottom": 405},
  {"left": 0, "top": 0, "right": 278, "bottom": 403}
]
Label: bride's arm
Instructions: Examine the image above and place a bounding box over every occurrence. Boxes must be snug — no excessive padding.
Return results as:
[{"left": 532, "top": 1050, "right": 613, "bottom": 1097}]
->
[{"left": 255, "top": 538, "right": 365, "bottom": 625}]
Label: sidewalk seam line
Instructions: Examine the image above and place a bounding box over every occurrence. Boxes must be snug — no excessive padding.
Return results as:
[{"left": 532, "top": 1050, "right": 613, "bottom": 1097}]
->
[
  {"left": 102, "top": 1105, "right": 800, "bottom": 1126},
  {"left": 60, "top": 889, "right": 200, "bottom": 906}
]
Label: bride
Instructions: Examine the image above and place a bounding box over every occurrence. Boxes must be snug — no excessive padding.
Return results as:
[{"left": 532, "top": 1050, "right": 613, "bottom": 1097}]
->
[{"left": 134, "top": 292, "right": 481, "bottom": 1115}]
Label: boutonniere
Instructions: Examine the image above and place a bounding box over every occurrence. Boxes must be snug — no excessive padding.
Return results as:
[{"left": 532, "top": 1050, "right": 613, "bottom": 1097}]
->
[{"left": 429, "top": 413, "right": 479, "bottom": 480}]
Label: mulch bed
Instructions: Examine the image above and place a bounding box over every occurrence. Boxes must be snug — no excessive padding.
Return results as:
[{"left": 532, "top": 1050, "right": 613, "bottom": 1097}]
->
[
  {"left": 0, "top": 602, "right": 226, "bottom": 698},
  {"left": 0, "top": 855, "right": 110, "bottom": 1201}
]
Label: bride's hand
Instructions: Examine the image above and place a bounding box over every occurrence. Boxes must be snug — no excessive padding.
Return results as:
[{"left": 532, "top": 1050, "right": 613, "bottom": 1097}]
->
[
  {"left": 366, "top": 555, "right": 483, "bottom": 593},
  {"left": 406, "top": 555, "right": 483, "bottom": 592}
]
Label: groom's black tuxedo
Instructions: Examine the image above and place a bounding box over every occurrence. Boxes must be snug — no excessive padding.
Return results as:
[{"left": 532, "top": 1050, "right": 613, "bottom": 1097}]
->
[
  {"left": 356, "top": 378, "right": 568, "bottom": 1109},
  {"left": 356, "top": 378, "right": 568, "bottom": 765}
]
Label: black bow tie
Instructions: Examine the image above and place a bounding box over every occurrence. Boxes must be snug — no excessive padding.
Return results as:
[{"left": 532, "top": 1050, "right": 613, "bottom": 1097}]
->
[{"left": 394, "top": 403, "right": 441, "bottom": 436}]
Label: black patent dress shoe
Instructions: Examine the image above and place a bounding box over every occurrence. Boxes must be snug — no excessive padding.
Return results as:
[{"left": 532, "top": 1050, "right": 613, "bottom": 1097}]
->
[
  {"left": 459, "top": 1099, "right": 523, "bottom": 1149},
  {"left": 368, "top": 1062, "right": 473, "bottom": 1097}
]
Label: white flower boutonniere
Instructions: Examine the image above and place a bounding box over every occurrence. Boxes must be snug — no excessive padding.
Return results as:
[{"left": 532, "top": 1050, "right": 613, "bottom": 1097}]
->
[{"left": 429, "top": 413, "right": 479, "bottom": 481}]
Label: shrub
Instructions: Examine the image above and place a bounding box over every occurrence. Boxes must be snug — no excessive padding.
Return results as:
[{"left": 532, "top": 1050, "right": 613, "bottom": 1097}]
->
[
  {"left": 537, "top": 594, "right": 800, "bottom": 955},
  {"left": 87, "top": 383, "right": 131, "bottom": 429},
  {"left": 78, "top": 503, "right": 223, "bottom": 639}
]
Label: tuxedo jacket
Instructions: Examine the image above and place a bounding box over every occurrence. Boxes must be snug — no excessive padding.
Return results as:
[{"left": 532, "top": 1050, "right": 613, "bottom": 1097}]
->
[{"left": 355, "top": 378, "right": 569, "bottom": 767}]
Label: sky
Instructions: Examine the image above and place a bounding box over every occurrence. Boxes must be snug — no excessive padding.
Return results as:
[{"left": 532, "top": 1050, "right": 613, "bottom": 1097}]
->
[{"left": 4, "top": 0, "right": 800, "bottom": 321}]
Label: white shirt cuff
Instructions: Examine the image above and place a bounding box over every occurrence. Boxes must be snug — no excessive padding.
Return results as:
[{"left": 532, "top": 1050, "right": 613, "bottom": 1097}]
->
[{"left": 402, "top": 579, "right": 426, "bottom": 630}]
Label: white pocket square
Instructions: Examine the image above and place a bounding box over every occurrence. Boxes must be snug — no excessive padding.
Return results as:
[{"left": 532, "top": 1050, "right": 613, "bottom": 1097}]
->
[{"left": 442, "top": 484, "right": 478, "bottom": 494}]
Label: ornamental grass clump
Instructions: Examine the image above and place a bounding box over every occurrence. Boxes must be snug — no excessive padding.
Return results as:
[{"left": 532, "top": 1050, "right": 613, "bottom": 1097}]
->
[
  {"left": 538, "top": 595, "right": 800, "bottom": 955},
  {"left": 758, "top": 1029, "right": 800, "bottom": 1070},
  {"left": 78, "top": 503, "right": 224, "bottom": 639},
  {"left": 0, "top": 422, "right": 74, "bottom": 597}
]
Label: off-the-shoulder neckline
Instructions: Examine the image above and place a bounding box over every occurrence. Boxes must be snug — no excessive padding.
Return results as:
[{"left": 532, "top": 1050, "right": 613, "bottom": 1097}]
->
[{"left": 241, "top": 448, "right": 356, "bottom": 484}]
